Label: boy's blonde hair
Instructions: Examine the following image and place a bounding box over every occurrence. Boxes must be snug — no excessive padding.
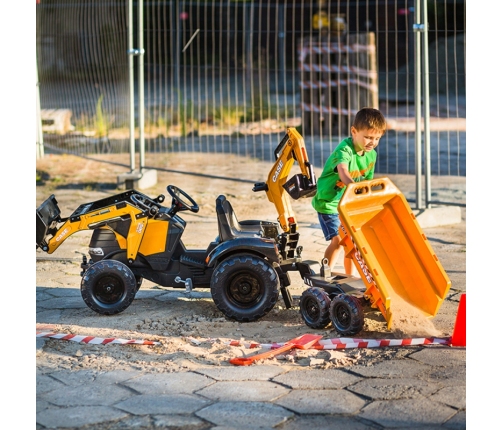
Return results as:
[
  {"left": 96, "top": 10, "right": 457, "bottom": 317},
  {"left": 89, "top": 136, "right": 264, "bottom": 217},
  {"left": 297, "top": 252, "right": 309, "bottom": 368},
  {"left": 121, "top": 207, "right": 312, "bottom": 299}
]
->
[{"left": 353, "top": 107, "right": 386, "bottom": 134}]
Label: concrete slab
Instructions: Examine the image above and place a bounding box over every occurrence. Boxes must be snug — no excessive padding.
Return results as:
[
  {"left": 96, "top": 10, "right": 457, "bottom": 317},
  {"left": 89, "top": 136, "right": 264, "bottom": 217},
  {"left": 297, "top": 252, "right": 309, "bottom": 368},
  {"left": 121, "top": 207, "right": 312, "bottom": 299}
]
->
[
  {"left": 413, "top": 205, "right": 462, "bottom": 228},
  {"left": 274, "top": 389, "right": 366, "bottom": 414},
  {"left": 37, "top": 405, "right": 128, "bottom": 429},
  {"left": 360, "top": 397, "right": 457, "bottom": 428},
  {"left": 196, "top": 380, "right": 289, "bottom": 402},
  {"left": 348, "top": 377, "right": 440, "bottom": 400},
  {"left": 196, "top": 401, "right": 293, "bottom": 428},
  {"left": 117, "top": 168, "right": 158, "bottom": 190},
  {"left": 272, "top": 368, "right": 362, "bottom": 389},
  {"left": 116, "top": 393, "right": 210, "bottom": 415},
  {"left": 121, "top": 371, "right": 214, "bottom": 395},
  {"left": 43, "top": 383, "right": 134, "bottom": 406}
]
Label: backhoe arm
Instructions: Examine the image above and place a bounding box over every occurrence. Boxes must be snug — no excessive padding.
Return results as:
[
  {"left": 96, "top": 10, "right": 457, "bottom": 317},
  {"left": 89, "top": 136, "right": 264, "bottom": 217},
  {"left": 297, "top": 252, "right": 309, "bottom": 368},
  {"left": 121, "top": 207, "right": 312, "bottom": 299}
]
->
[
  {"left": 36, "top": 194, "right": 148, "bottom": 263},
  {"left": 253, "top": 128, "right": 317, "bottom": 232}
]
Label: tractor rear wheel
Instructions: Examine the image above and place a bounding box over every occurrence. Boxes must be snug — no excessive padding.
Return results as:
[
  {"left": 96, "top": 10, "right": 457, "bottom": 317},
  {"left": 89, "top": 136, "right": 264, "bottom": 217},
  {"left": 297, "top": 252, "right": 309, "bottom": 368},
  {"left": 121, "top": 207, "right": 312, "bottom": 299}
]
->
[
  {"left": 299, "top": 287, "right": 331, "bottom": 329},
  {"left": 210, "top": 254, "right": 279, "bottom": 322},
  {"left": 329, "top": 294, "right": 364, "bottom": 336},
  {"left": 81, "top": 260, "right": 136, "bottom": 315}
]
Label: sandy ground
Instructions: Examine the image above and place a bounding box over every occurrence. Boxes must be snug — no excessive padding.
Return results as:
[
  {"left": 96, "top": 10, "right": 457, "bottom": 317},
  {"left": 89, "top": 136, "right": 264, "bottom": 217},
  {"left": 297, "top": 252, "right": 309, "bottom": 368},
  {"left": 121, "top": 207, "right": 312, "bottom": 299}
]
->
[{"left": 36, "top": 152, "right": 466, "bottom": 373}]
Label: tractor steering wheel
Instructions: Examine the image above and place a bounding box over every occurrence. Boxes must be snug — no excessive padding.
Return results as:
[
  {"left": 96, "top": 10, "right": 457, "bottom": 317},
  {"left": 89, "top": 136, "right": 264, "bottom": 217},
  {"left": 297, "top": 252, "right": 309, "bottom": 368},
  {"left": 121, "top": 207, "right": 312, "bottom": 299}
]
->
[
  {"left": 166, "top": 185, "right": 199, "bottom": 215},
  {"left": 130, "top": 193, "right": 160, "bottom": 217}
]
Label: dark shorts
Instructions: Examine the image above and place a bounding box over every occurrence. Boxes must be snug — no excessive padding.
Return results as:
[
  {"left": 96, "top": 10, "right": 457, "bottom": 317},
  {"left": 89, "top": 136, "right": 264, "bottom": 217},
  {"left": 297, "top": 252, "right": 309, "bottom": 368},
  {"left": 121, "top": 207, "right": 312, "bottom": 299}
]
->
[{"left": 318, "top": 212, "right": 341, "bottom": 241}]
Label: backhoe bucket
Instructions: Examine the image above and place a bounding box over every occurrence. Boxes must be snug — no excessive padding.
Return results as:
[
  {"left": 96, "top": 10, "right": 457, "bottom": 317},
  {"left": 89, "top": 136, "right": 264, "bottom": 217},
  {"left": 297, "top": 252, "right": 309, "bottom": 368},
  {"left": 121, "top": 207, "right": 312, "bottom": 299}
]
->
[
  {"left": 36, "top": 194, "right": 61, "bottom": 249},
  {"left": 338, "top": 178, "right": 451, "bottom": 328}
]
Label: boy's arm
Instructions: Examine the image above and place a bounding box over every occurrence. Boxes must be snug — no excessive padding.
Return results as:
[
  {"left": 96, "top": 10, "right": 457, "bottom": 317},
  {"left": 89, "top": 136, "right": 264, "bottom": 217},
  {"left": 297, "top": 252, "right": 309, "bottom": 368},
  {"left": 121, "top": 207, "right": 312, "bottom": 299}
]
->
[{"left": 337, "top": 163, "right": 354, "bottom": 185}]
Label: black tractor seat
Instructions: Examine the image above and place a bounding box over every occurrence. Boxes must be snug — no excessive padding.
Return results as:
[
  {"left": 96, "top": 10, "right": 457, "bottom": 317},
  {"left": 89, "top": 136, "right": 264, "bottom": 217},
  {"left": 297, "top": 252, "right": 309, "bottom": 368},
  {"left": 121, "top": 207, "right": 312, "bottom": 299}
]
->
[{"left": 215, "top": 195, "right": 280, "bottom": 242}]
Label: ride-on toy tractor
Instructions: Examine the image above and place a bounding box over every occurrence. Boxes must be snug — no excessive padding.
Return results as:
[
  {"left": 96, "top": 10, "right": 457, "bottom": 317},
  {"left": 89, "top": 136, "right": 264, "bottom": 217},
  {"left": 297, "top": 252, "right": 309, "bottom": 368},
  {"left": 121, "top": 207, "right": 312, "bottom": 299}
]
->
[{"left": 36, "top": 128, "right": 317, "bottom": 323}]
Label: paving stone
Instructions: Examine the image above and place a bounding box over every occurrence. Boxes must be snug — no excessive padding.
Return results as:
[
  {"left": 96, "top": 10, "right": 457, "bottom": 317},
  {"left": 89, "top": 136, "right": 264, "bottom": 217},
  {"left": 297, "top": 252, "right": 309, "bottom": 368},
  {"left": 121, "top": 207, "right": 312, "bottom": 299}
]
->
[
  {"left": 93, "top": 369, "right": 144, "bottom": 385},
  {"left": 346, "top": 359, "right": 431, "bottom": 378},
  {"left": 348, "top": 377, "right": 440, "bottom": 400},
  {"left": 36, "top": 296, "right": 87, "bottom": 309},
  {"left": 272, "top": 368, "right": 361, "bottom": 389},
  {"left": 49, "top": 369, "right": 100, "bottom": 387},
  {"left": 133, "top": 290, "right": 170, "bottom": 299},
  {"left": 196, "top": 401, "right": 293, "bottom": 428},
  {"left": 36, "top": 405, "right": 128, "bottom": 429},
  {"left": 111, "top": 415, "right": 153, "bottom": 428},
  {"left": 196, "top": 365, "right": 286, "bottom": 381},
  {"left": 153, "top": 414, "right": 207, "bottom": 428},
  {"left": 36, "top": 309, "right": 63, "bottom": 321},
  {"left": 46, "top": 288, "right": 81, "bottom": 297},
  {"left": 443, "top": 410, "right": 466, "bottom": 430},
  {"left": 41, "top": 382, "right": 134, "bottom": 406},
  {"left": 360, "top": 397, "right": 457, "bottom": 428},
  {"left": 121, "top": 371, "right": 214, "bottom": 394},
  {"left": 36, "top": 374, "right": 66, "bottom": 394},
  {"left": 278, "top": 414, "right": 378, "bottom": 430},
  {"left": 36, "top": 289, "right": 54, "bottom": 301},
  {"left": 409, "top": 347, "right": 466, "bottom": 367},
  {"left": 428, "top": 386, "right": 466, "bottom": 409},
  {"left": 420, "top": 365, "right": 466, "bottom": 387},
  {"left": 197, "top": 380, "right": 289, "bottom": 402},
  {"left": 116, "top": 393, "right": 210, "bottom": 415},
  {"left": 36, "top": 338, "right": 48, "bottom": 350},
  {"left": 274, "top": 389, "right": 366, "bottom": 414}
]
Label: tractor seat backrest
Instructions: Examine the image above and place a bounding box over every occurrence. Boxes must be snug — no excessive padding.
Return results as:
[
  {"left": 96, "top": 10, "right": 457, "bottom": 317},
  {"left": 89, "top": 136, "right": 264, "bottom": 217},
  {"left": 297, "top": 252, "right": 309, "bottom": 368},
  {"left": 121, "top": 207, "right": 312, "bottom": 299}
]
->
[{"left": 215, "top": 195, "right": 262, "bottom": 242}]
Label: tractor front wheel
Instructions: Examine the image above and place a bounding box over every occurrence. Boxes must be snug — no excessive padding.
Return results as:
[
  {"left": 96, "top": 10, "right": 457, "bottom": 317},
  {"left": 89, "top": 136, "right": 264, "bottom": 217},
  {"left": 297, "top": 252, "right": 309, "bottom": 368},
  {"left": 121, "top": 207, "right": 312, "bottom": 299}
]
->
[{"left": 81, "top": 260, "right": 136, "bottom": 315}]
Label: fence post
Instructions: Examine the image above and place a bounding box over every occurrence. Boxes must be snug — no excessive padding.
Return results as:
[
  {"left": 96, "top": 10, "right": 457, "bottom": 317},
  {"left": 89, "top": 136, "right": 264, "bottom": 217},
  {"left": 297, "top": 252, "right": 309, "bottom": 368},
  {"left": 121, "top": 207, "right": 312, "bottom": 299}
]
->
[
  {"left": 138, "top": 0, "right": 145, "bottom": 171},
  {"left": 36, "top": 52, "right": 44, "bottom": 160},
  {"left": 422, "top": 0, "right": 431, "bottom": 208},
  {"left": 413, "top": 0, "right": 423, "bottom": 210},
  {"left": 128, "top": 0, "right": 136, "bottom": 172}
]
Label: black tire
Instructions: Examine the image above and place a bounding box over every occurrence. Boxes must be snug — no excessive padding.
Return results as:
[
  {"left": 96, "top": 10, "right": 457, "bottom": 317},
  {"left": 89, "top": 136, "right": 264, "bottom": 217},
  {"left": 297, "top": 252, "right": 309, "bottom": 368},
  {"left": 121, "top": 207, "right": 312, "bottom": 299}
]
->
[
  {"left": 299, "top": 287, "right": 332, "bottom": 329},
  {"left": 210, "top": 254, "right": 279, "bottom": 322},
  {"left": 81, "top": 260, "right": 136, "bottom": 315},
  {"left": 329, "top": 294, "right": 365, "bottom": 336}
]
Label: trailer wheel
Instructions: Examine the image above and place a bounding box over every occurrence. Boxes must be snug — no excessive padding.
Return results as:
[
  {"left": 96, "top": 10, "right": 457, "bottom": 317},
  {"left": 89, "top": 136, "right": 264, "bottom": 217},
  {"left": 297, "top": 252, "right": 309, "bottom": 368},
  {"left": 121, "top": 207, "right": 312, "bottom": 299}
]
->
[
  {"left": 211, "top": 254, "right": 279, "bottom": 322},
  {"left": 81, "top": 260, "right": 136, "bottom": 315},
  {"left": 299, "top": 287, "right": 331, "bottom": 329},
  {"left": 329, "top": 294, "right": 364, "bottom": 336}
]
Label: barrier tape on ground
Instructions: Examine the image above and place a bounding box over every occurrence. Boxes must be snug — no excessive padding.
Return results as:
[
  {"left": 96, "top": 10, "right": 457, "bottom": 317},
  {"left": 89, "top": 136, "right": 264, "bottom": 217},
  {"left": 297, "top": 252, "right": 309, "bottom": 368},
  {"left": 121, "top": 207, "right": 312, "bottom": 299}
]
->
[
  {"left": 226, "top": 336, "right": 451, "bottom": 350},
  {"left": 36, "top": 331, "right": 160, "bottom": 345}
]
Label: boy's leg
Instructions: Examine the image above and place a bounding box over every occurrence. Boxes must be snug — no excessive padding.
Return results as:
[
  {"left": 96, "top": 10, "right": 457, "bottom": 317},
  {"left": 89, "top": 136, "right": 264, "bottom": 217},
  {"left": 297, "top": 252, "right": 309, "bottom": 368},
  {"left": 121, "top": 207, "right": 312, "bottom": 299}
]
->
[
  {"left": 344, "top": 256, "right": 357, "bottom": 277},
  {"left": 325, "top": 235, "right": 343, "bottom": 268},
  {"left": 318, "top": 212, "right": 345, "bottom": 270}
]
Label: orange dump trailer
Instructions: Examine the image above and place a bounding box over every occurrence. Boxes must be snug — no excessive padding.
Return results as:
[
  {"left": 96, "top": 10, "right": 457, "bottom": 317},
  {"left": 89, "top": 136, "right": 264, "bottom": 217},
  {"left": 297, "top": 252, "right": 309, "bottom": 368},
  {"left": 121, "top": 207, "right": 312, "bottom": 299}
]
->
[{"left": 338, "top": 177, "right": 451, "bottom": 329}]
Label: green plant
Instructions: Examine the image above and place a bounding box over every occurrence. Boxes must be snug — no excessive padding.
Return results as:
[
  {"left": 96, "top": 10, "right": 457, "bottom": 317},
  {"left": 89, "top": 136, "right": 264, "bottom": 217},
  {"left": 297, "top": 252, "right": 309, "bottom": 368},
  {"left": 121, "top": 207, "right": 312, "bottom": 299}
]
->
[
  {"left": 94, "top": 94, "right": 112, "bottom": 138},
  {"left": 213, "top": 105, "right": 243, "bottom": 127}
]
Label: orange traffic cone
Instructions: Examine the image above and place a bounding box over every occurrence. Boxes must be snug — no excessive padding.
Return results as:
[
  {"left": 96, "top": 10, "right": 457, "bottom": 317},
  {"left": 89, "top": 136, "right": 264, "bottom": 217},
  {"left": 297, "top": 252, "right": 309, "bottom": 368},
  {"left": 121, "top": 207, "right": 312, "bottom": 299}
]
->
[{"left": 450, "top": 293, "right": 466, "bottom": 347}]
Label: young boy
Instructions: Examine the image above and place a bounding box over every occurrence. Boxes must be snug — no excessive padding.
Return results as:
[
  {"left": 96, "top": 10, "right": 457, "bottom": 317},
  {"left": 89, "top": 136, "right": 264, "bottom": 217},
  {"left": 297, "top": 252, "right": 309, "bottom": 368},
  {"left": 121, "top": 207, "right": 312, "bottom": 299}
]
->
[{"left": 311, "top": 107, "right": 386, "bottom": 275}]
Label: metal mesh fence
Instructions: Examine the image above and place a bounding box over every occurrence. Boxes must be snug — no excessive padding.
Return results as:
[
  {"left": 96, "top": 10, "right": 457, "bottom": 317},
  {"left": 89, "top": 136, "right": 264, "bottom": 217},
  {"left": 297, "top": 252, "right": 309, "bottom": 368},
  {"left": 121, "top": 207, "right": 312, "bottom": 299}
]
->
[{"left": 36, "top": 0, "right": 465, "bottom": 179}]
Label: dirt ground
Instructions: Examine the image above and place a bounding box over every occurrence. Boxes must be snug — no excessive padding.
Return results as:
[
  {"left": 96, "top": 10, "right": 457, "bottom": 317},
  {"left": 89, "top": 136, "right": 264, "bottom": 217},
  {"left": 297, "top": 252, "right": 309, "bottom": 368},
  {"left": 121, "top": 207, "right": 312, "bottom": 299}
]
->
[{"left": 36, "top": 152, "right": 466, "bottom": 373}]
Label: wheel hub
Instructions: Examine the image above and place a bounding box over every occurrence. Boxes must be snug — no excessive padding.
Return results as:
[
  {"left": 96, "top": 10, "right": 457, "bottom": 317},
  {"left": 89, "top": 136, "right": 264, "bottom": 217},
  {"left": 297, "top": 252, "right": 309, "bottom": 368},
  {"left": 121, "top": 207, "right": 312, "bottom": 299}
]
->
[
  {"left": 228, "top": 274, "right": 261, "bottom": 304},
  {"left": 94, "top": 275, "right": 124, "bottom": 304}
]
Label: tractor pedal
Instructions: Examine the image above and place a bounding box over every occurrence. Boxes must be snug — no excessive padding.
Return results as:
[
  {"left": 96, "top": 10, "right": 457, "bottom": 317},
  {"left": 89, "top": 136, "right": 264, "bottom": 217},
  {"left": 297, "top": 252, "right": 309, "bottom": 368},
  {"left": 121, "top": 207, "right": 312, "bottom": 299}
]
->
[{"left": 180, "top": 255, "right": 206, "bottom": 268}]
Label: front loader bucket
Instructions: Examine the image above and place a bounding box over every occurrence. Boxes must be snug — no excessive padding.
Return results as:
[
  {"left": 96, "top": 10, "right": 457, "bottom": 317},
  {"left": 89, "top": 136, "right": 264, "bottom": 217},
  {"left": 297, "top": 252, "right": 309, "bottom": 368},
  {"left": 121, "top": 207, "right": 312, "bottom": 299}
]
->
[
  {"left": 36, "top": 194, "right": 61, "bottom": 249},
  {"left": 338, "top": 178, "right": 451, "bottom": 328}
]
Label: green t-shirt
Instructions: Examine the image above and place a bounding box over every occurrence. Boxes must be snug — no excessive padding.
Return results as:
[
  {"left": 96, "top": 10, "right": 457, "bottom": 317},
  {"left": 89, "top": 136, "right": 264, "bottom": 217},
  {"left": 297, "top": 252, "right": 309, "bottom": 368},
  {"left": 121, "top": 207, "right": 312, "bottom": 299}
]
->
[{"left": 311, "top": 137, "right": 377, "bottom": 214}]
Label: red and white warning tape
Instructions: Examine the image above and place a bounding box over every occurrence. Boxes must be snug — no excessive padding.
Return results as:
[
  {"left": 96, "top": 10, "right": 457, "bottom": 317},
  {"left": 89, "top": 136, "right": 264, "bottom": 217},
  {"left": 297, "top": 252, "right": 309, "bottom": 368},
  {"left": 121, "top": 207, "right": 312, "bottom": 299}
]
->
[
  {"left": 226, "top": 336, "right": 451, "bottom": 350},
  {"left": 36, "top": 331, "right": 160, "bottom": 345}
]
